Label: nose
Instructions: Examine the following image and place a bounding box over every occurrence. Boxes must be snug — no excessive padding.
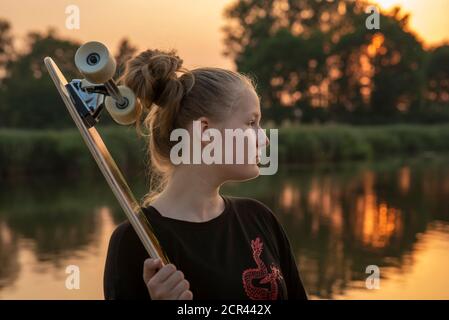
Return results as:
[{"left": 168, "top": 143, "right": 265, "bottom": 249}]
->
[{"left": 256, "top": 128, "right": 269, "bottom": 149}]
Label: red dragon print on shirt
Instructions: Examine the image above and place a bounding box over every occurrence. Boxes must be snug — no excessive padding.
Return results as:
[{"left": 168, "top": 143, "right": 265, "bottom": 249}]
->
[{"left": 242, "top": 237, "right": 284, "bottom": 300}]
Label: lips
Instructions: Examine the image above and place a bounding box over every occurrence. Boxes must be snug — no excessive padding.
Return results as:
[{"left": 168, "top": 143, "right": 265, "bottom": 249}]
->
[{"left": 255, "top": 150, "right": 262, "bottom": 164}]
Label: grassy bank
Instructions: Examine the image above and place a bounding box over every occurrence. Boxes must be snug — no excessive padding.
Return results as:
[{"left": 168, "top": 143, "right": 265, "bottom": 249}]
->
[
  {"left": 0, "top": 127, "right": 146, "bottom": 177},
  {"left": 1, "top": 124, "right": 449, "bottom": 177},
  {"left": 278, "top": 124, "right": 449, "bottom": 163}
]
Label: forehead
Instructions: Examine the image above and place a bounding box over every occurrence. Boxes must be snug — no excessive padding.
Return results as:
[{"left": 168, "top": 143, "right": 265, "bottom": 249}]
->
[{"left": 233, "top": 87, "right": 260, "bottom": 115}]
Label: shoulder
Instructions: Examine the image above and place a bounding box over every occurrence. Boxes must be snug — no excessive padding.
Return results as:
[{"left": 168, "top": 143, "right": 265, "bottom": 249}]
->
[
  {"left": 110, "top": 220, "right": 135, "bottom": 244},
  {"left": 108, "top": 220, "right": 144, "bottom": 257}
]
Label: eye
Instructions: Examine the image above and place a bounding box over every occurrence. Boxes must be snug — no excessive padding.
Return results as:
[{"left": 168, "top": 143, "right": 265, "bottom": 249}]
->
[{"left": 248, "top": 120, "right": 256, "bottom": 127}]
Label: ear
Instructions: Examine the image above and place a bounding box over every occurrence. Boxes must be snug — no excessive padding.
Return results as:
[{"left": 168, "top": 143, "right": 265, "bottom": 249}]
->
[{"left": 197, "top": 116, "right": 210, "bottom": 136}]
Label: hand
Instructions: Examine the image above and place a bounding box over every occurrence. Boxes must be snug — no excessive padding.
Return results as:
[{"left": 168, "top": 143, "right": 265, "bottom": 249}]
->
[{"left": 143, "top": 258, "right": 193, "bottom": 300}]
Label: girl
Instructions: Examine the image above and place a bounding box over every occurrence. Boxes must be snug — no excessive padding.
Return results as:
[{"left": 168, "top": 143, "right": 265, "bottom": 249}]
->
[{"left": 104, "top": 48, "right": 308, "bottom": 300}]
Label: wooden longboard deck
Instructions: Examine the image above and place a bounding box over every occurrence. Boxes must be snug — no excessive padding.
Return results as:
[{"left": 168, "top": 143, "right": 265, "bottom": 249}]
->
[{"left": 44, "top": 57, "right": 169, "bottom": 264}]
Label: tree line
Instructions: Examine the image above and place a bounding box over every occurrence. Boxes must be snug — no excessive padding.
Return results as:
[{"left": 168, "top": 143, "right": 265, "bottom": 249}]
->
[
  {"left": 223, "top": 0, "right": 449, "bottom": 124},
  {"left": 0, "top": 0, "right": 448, "bottom": 128}
]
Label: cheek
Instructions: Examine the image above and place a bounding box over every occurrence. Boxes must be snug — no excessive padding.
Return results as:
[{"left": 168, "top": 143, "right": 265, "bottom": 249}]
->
[
  {"left": 215, "top": 117, "right": 258, "bottom": 165},
  {"left": 222, "top": 129, "right": 258, "bottom": 164}
]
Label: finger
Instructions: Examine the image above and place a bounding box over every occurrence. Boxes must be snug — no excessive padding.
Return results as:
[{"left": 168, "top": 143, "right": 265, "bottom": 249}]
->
[
  {"left": 143, "top": 258, "right": 162, "bottom": 283},
  {"left": 170, "top": 279, "right": 189, "bottom": 299},
  {"left": 178, "top": 290, "right": 193, "bottom": 300},
  {"left": 164, "top": 271, "right": 185, "bottom": 292},
  {"left": 151, "top": 263, "right": 177, "bottom": 285}
]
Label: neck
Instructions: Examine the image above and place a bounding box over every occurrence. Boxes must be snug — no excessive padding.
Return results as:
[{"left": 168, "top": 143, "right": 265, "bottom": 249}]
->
[{"left": 151, "top": 165, "right": 226, "bottom": 222}]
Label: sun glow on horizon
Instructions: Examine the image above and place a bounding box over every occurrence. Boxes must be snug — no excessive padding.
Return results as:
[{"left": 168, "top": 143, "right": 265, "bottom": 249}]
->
[{"left": 374, "top": 0, "right": 449, "bottom": 46}]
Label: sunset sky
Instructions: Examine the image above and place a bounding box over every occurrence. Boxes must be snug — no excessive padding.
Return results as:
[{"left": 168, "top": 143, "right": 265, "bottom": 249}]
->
[{"left": 1, "top": 0, "right": 448, "bottom": 70}]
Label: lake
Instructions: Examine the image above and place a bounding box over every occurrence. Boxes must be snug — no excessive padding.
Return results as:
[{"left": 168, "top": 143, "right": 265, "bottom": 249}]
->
[{"left": 1, "top": 155, "right": 448, "bottom": 299}]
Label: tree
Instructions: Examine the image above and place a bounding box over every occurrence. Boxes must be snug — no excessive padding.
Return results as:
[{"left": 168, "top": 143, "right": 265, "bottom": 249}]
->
[
  {"left": 331, "top": 6, "right": 425, "bottom": 122},
  {"left": 425, "top": 44, "right": 449, "bottom": 105},
  {"left": 410, "top": 44, "right": 449, "bottom": 123},
  {"left": 222, "top": 0, "right": 427, "bottom": 124},
  {"left": 369, "top": 9, "right": 424, "bottom": 120},
  {"left": 223, "top": 0, "right": 346, "bottom": 123},
  {"left": 0, "top": 19, "right": 15, "bottom": 122},
  {"left": 115, "top": 38, "right": 137, "bottom": 79},
  {"left": 2, "top": 29, "right": 80, "bottom": 128},
  {"left": 0, "top": 19, "right": 14, "bottom": 78}
]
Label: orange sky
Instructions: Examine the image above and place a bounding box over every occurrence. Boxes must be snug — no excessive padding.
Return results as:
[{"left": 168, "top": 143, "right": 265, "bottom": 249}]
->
[
  {"left": 1, "top": 0, "right": 448, "bottom": 70},
  {"left": 374, "top": 0, "right": 449, "bottom": 45}
]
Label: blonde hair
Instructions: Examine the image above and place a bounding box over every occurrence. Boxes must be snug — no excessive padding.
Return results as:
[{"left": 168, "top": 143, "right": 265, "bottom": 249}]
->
[{"left": 120, "top": 48, "right": 256, "bottom": 207}]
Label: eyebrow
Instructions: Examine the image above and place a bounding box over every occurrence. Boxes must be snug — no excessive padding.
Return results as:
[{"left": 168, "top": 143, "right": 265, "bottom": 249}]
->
[{"left": 250, "top": 111, "right": 261, "bottom": 119}]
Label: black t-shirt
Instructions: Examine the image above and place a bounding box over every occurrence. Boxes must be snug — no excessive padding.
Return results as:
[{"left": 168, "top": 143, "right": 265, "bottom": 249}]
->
[{"left": 104, "top": 195, "right": 308, "bottom": 300}]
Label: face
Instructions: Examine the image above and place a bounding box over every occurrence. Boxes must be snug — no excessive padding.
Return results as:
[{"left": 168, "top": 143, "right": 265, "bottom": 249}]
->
[
  {"left": 210, "top": 87, "right": 269, "bottom": 182},
  {"left": 175, "top": 85, "right": 269, "bottom": 184}
]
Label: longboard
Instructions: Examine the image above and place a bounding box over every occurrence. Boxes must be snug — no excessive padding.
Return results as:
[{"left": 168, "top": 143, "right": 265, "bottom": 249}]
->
[{"left": 44, "top": 46, "right": 169, "bottom": 265}]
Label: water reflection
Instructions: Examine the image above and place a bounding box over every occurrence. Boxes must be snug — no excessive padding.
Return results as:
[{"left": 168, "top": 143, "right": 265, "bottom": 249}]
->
[
  {"left": 0, "top": 156, "right": 448, "bottom": 299},
  {"left": 223, "top": 157, "right": 449, "bottom": 299}
]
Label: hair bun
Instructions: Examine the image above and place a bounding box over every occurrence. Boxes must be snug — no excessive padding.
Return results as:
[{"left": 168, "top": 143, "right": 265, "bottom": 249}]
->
[{"left": 120, "top": 48, "right": 186, "bottom": 109}]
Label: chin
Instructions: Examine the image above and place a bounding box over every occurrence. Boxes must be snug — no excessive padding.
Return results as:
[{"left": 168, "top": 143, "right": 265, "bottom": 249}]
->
[{"left": 227, "top": 164, "right": 260, "bottom": 182}]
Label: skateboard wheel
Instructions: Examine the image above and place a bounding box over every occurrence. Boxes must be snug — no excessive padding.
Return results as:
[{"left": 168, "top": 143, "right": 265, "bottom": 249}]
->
[
  {"left": 104, "top": 85, "right": 137, "bottom": 125},
  {"left": 75, "top": 41, "right": 116, "bottom": 84}
]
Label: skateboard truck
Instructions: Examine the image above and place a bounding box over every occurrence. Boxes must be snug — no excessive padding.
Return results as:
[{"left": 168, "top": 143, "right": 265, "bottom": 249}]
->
[
  {"left": 65, "top": 78, "right": 132, "bottom": 128},
  {"left": 65, "top": 79, "right": 105, "bottom": 128}
]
